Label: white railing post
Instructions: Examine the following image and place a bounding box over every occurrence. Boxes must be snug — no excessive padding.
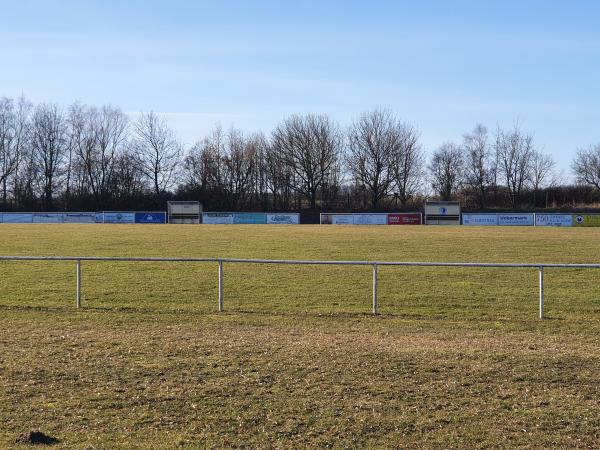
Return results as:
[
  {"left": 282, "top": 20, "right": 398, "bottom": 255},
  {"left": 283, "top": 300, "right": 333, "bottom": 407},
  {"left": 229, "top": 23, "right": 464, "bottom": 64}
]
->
[
  {"left": 218, "top": 259, "right": 223, "bottom": 312},
  {"left": 76, "top": 259, "right": 81, "bottom": 308},
  {"left": 372, "top": 263, "right": 378, "bottom": 314},
  {"left": 539, "top": 266, "right": 544, "bottom": 319}
]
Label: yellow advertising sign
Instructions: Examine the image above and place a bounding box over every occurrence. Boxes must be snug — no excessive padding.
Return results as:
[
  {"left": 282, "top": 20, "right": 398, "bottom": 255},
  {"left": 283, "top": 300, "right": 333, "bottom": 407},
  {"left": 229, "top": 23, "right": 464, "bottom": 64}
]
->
[{"left": 572, "top": 214, "right": 600, "bottom": 227}]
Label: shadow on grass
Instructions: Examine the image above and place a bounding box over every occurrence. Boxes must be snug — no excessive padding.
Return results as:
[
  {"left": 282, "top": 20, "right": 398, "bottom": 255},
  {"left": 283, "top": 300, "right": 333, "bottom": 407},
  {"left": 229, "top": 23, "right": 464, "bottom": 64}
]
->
[{"left": 0, "top": 302, "right": 571, "bottom": 326}]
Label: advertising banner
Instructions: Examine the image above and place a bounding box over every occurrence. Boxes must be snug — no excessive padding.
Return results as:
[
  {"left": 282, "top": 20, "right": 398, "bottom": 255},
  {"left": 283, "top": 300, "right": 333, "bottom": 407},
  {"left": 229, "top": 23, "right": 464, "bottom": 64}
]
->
[
  {"left": 135, "top": 212, "right": 166, "bottom": 224},
  {"left": 64, "top": 213, "right": 96, "bottom": 223},
  {"left": 535, "top": 214, "right": 573, "bottom": 227},
  {"left": 202, "top": 213, "right": 234, "bottom": 224},
  {"left": 320, "top": 214, "right": 354, "bottom": 224},
  {"left": 332, "top": 214, "right": 354, "bottom": 225},
  {"left": 233, "top": 213, "right": 267, "bottom": 224},
  {"left": 387, "top": 213, "right": 422, "bottom": 225},
  {"left": 425, "top": 201, "right": 461, "bottom": 225},
  {"left": 102, "top": 212, "right": 136, "bottom": 224},
  {"left": 461, "top": 213, "right": 535, "bottom": 226},
  {"left": 498, "top": 214, "right": 534, "bottom": 226},
  {"left": 266, "top": 213, "right": 300, "bottom": 224},
  {"left": 572, "top": 214, "right": 600, "bottom": 227},
  {"left": 1, "top": 213, "right": 33, "bottom": 223},
  {"left": 462, "top": 214, "right": 499, "bottom": 226},
  {"left": 353, "top": 214, "right": 388, "bottom": 225},
  {"left": 333, "top": 214, "right": 354, "bottom": 224},
  {"left": 32, "top": 213, "right": 64, "bottom": 223},
  {"left": 425, "top": 201, "right": 461, "bottom": 216}
]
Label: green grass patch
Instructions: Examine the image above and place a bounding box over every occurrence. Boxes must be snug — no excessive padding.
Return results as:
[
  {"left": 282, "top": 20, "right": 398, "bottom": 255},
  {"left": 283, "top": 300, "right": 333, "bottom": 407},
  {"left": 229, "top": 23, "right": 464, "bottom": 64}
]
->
[{"left": 1, "top": 225, "right": 600, "bottom": 448}]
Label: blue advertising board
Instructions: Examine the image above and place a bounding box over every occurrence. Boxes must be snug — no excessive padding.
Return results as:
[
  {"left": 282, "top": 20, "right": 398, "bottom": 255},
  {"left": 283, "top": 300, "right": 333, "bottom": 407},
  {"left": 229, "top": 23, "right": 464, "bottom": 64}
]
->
[
  {"left": 462, "top": 214, "right": 499, "bottom": 226},
  {"left": 0, "top": 211, "right": 166, "bottom": 224},
  {"left": 64, "top": 212, "right": 96, "bottom": 223},
  {"left": 462, "top": 213, "right": 534, "bottom": 226},
  {"left": 233, "top": 212, "right": 267, "bottom": 224},
  {"left": 498, "top": 214, "right": 534, "bottom": 226},
  {"left": 135, "top": 212, "right": 167, "bottom": 224},
  {"left": 535, "top": 214, "right": 573, "bottom": 227},
  {"left": 1, "top": 213, "right": 33, "bottom": 223},
  {"left": 33, "top": 213, "right": 64, "bottom": 223},
  {"left": 101, "top": 212, "right": 136, "bottom": 224}
]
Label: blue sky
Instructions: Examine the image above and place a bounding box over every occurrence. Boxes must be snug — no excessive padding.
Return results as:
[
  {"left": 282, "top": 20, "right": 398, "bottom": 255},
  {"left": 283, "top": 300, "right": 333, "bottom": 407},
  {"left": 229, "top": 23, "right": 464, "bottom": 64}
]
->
[{"left": 1, "top": 0, "right": 599, "bottom": 174}]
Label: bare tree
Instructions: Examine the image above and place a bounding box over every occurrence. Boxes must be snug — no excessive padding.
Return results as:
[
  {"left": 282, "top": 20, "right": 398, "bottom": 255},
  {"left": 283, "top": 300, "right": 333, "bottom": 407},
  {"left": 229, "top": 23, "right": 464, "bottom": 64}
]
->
[
  {"left": 495, "top": 125, "right": 535, "bottom": 208},
  {"left": 392, "top": 123, "right": 424, "bottom": 207},
  {"left": 0, "top": 96, "right": 31, "bottom": 205},
  {"left": 69, "top": 104, "right": 128, "bottom": 207},
  {"left": 222, "top": 128, "right": 258, "bottom": 209},
  {"left": 264, "top": 139, "right": 294, "bottom": 210},
  {"left": 131, "top": 111, "right": 182, "bottom": 197},
  {"left": 530, "top": 150, "right": 556, "bottom": 205},
  {"left": 462, "top": 124, "right": 493, "bottom": 208},
  {"left": 183, "top": 142, "right": 213, "bottom": 193},
  {"left": 31, "top": 103, "right": 68, "bottom": 209},
  {"left": 347, "top": 109, "right": 398, "bottom": 208},
  {"left": 111, "top": 150, "right": 146, "bottom": 204},
  {"left": 272, "top": 114, "right": 342, "bottom": 209},
  {"left": 12, "top": 143, "right": 38, "bottom": 210},
  {"left": 429, "top": 142, "right": 464, "bottom": 200},
  {"left": 572, "top": 145, "right": 600, "bottom": 190},
  {"left": 250, "top": 132, "right": 271, "bottom": 209}
]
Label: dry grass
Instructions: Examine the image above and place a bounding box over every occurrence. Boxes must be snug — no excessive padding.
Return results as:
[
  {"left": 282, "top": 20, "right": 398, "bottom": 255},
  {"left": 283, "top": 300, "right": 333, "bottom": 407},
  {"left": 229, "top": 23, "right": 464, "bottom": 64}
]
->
[{"left": 1, "top": 225, "right": 600, "bottom": 448}]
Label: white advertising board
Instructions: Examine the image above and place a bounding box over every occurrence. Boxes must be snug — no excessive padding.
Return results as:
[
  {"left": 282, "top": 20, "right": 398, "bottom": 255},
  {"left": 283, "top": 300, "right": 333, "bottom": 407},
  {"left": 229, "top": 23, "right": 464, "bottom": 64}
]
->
[
  {"left": 535, "top": 214, "right": 573, "bottom": 227},
  {"left": 352, "top": 214, "right": 388, "bottom": 225},
  {"left": 462, "top": 214, "right": 498, "bottom": 226},
  {"left": 498, "top": 214, "right": 534, "bottom": 226},
  {"left": 266, "top": 213, "right": 300, "bottom": 224},
  {"left": 425, "top": 201, "right": 461, "bottom": 216},
  {"left": 202, "top": 213, "right": 234, "bottom": 224}
]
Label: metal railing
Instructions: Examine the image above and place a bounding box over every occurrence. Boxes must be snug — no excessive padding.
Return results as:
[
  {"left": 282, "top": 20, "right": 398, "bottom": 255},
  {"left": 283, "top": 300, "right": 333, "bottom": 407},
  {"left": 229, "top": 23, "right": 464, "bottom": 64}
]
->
[{"left": 2, "top": 255, "right": 600, "bottom": 319}]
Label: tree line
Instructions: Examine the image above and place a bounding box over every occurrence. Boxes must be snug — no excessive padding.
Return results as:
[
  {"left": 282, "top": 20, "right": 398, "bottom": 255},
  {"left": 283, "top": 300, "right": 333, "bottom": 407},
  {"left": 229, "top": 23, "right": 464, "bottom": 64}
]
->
[{"left": 2, "top": 96, "right": 600, "bottom": 213}]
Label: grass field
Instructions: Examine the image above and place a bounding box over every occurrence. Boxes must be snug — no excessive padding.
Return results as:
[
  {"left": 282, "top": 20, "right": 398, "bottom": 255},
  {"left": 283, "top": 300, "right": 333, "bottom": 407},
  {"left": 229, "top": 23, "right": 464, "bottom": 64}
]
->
[{"left": 1, "top": 224, "right": 600, "bottom": 448}]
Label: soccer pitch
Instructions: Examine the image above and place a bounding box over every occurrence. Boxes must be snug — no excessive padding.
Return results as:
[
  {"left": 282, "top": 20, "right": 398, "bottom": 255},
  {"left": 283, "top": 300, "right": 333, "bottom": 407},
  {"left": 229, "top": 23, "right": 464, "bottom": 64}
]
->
[{"left": 1, "top": 225, "right": 600, "bottom": 448}]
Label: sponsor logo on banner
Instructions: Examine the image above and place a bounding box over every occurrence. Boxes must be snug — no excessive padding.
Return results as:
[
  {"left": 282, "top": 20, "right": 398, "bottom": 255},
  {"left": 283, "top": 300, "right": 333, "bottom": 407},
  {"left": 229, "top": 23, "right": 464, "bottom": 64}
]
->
[
  {"left": 572, "top": 214, "right": 600, "bottom": 227},
  {"left": 535, "top": 214, "right": 573, "bottom": 227},
  {"left": 266, "top": 213, "right": 299, "bottom": 224},
  {"left": 202, "top": 213, "right": 234, "bottom": 224},
  {"left": 233, "top": 213, "right": 267, "bottom": 224},
  {"left": 330, "top": 214, "right": 354, "bottom": 224},
  {"left": 498, "top": 214, "right": 534, "bottom": 226},
  {"left": 387, "top": 213, "right": 422, "bottom": 225},
  {"left": 102, "top": 212, "right": 136, "bottom": 224},
  {"left": 462, "top": 214, "right": 498, "bottom": 226},
  {"left": 64, "top": 213, "right": 96, "bottom": 224},
  {"left": 32, "top": 213, "right": 64, "bottom": 223},
  {"left": 353, "top": 214, "right": 387, "bottom": 225},
  {"left": 135, "top": 212, "right": 166, "bottom": 224}
]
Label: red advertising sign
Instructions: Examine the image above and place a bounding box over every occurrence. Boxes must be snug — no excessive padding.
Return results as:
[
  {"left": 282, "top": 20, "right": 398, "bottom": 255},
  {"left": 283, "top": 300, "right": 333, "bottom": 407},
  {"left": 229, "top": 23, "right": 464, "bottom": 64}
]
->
[{"left": 387, "top": 213, "right": 422, "bottom": 225}]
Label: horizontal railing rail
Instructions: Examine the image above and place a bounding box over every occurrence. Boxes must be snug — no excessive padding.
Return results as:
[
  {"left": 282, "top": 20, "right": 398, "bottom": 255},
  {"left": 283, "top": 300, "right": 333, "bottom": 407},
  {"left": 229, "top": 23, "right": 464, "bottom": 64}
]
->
[{"left": 2, "top": 255, "right": 600, "bottom": 318}]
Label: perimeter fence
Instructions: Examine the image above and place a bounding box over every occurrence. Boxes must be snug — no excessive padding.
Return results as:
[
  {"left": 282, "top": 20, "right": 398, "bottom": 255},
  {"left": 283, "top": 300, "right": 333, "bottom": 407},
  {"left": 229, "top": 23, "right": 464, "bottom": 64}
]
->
[{"left": 3, "top": 255, "right": 600, "bottom": 319}]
